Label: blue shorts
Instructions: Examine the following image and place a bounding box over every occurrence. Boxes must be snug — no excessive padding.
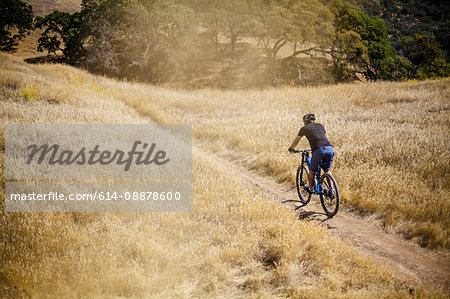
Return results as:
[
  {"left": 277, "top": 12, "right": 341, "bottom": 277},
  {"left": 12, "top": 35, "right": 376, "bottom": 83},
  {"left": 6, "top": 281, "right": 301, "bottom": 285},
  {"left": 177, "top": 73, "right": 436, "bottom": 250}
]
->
[{"left": 310, "top": 146, "right": 334, "bottom": 172}]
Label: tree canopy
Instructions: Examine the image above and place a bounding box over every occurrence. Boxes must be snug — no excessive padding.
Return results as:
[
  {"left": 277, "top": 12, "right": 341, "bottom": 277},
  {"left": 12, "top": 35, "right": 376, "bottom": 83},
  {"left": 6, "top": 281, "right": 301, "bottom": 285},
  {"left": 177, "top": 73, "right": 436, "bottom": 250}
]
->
[
  {"left": 0, "top": 0, "right": 34, "bottom": 52},
  {"left": 32, "top": 0, "right": 449, "bottom": 87}
]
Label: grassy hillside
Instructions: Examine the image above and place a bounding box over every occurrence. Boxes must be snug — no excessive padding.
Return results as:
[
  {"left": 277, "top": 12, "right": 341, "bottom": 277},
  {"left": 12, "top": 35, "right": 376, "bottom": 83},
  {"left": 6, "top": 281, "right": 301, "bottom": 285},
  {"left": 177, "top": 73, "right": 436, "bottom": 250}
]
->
[
  {"left": 0, "top": 53, "right": 448, "bottom": 297},
  {"left": 116, "top": 75, "right": 450, "bottom": 250},
  {"left": 25, "top": 0, "right": 80, "bottom": 16}
]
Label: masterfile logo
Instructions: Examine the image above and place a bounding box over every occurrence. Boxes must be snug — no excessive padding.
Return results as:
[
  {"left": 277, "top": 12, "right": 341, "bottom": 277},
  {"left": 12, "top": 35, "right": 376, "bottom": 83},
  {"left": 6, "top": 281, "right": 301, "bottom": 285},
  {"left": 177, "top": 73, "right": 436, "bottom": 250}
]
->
[
  {"left": 5, "top": 124, "right": 192, "bottom": 212},
  {"left": 26, "top": 141, "right": 170, "bottom": 171},
  {"left": 5, "top": 124, "right": 191, "bottom": 180}
]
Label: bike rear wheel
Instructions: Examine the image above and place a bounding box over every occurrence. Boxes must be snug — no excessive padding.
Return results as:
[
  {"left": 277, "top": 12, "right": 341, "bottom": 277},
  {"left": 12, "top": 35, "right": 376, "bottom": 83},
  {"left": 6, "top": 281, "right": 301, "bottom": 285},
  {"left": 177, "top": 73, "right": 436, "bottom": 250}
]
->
[
  {"left": 296, "top": 165, "right": 311, "bottom": 204},
  {"left": 319, "top": 173, "right": 339, "bottom": 217}
]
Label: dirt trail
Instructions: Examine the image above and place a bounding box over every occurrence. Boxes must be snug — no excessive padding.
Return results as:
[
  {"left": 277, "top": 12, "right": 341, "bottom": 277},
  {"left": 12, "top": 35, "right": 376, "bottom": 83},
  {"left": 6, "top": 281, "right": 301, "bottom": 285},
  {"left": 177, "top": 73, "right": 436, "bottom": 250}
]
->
[
  {"left": 201, "top": 149, "right": 450, "bottom": 292},
  {"left": 124, "top": 98, "right": 449, "bottom": 292}
]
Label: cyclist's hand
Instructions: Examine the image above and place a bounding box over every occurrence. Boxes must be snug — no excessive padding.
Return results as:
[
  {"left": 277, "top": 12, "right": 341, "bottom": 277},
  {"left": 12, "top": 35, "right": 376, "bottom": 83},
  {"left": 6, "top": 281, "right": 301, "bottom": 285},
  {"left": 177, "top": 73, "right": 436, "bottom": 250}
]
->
[{"left": 288, "top": 147, "right": 295, "bottom": 153}]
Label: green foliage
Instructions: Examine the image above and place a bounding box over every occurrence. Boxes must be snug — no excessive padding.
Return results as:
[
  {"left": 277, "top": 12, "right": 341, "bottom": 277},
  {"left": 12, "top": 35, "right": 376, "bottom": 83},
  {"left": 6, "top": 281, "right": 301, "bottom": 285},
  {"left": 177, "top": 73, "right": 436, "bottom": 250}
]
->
[
  {"left": 0, "top": 0, "right": 34, "bottom": 52},
  {"left": 329, "top": 0, "right": 368, "bottom": 82},
  {"left": 376, "top": 55, "right": 412, "bottom": 81},
  {"left": 36, "top": 0, "right": 194, "bottom": 82},
  {"left": 86, "top": 0, "right": 194, "bottom": 82},
  {"left": 247, "top": 0, "right": 333, "bottom": 86},
  {"left": 34, "top": 0, "right": 447, "bottom": 86},
  {"left": 357, "top": 0, "right": 450, "bottom": 53},
  {"left": 208, "top": 0, "right": 251, "bottom": 56},
  {"left": 400, "top": 34, "right": 450, "bottom": 79},
  {"left": 330, "top": 0, "right": 409, "bottom": 82},
  {"left": 355, "top": 1, "right": 450, "bottom": 81},
  {"left": 35, "top": 10, "right": 86, "bottom": 63}
]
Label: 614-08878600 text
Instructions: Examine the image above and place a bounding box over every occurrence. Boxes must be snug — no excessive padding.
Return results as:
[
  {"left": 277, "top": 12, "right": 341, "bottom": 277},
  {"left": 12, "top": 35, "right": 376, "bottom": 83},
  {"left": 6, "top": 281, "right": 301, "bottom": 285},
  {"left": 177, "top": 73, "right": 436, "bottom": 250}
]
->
[{"left": 8, "top": 191, "right": 182, "bottom": 201}]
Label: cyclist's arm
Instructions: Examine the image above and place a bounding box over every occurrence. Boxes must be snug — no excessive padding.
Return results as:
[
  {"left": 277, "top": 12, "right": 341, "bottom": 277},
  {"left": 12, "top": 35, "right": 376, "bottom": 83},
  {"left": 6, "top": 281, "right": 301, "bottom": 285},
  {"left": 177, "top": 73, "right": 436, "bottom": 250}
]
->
[{"left": 289, "top": 135, "right": 301, "bottom": 150}]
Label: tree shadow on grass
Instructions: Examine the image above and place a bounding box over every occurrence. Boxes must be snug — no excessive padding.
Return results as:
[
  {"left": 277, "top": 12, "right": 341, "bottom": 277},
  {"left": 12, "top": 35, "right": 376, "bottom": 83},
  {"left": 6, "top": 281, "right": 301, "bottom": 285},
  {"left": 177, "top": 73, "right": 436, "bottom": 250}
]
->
[{"left": 24, "top": 55, "right": 65, "bottom": 64}]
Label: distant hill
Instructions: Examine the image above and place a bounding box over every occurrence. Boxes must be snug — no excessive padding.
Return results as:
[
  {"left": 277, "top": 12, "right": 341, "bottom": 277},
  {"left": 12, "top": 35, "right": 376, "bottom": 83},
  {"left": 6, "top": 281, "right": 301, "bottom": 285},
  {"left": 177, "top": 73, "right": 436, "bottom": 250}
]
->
[
  {"left": 25, "top": 0, "right": 80, "bottom": 16},
  {"left": 356, "top": 0, "right": 450, "bottom": 52}
]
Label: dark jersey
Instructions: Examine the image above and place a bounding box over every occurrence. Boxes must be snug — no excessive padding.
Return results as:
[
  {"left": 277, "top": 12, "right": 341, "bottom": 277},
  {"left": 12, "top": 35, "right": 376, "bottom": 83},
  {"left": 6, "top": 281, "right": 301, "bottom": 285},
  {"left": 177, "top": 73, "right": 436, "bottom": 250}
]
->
[{"left": 298, "top": 123, "right": 332, "bottom": 152}]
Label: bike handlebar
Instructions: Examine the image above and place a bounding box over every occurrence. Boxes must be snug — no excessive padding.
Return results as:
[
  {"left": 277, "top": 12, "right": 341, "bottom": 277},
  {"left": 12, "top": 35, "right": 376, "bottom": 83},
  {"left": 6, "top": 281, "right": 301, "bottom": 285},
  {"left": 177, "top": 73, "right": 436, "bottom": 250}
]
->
[{"left": 290, "top": 149, "right": 311, "bottom": 154}]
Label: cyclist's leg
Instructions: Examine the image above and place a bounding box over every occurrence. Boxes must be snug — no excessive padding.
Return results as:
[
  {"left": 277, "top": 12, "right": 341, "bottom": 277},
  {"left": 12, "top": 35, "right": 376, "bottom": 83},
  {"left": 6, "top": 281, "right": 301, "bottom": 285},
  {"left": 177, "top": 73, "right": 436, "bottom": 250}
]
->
[
  {"left": 320, "top": 147, "right": 335, "bottom": 194},
  {"left": 321, "top": 146, "right": 334, "bottom": 174},
  {"left": 309, "top": 148, "right": 324, "bottom": 191},
  {"left": 307, "top": 169, "right": 315, "bottom": 192}
]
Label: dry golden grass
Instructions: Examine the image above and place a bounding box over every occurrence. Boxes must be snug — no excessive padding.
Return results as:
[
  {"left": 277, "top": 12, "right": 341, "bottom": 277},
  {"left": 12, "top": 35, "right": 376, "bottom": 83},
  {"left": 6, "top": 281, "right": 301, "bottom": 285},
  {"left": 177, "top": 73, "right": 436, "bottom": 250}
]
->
[
  {"left": 0, "top": 53, "right": 447, "bottom": 297},
  {"left": 121, "top": 78, "right": 450, "bottom": 251}
]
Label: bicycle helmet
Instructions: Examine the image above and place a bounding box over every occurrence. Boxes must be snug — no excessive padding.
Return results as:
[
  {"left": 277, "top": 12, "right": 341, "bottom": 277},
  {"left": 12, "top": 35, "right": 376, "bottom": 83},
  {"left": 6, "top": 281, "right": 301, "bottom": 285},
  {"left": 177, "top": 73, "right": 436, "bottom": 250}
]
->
[{"left": 303, "top": 113, "right": 315, "bottom": 123}]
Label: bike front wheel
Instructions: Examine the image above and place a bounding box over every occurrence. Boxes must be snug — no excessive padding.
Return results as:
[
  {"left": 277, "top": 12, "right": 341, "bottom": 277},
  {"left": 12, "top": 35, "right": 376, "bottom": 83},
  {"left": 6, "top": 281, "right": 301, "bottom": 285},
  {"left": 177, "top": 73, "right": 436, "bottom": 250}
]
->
[
  {"left": 296, "top": 165, "right": 311, "bottom": 204},
  {"left": 319, "top": 173, "right": 340, "bottom": 217}
]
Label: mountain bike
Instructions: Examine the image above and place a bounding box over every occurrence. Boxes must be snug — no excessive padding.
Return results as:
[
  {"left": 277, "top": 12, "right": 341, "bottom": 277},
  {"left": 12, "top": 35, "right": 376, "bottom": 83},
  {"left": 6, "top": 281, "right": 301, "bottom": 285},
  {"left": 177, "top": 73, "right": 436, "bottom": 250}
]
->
[{"left": 291, "top": 149, "right": 339, "bottom": 217}]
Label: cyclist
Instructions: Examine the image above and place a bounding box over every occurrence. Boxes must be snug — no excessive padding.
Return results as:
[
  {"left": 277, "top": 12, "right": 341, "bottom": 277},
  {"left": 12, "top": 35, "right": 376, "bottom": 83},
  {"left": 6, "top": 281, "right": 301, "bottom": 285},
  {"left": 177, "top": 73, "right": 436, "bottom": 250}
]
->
[{"left": 288, "top": 113, "right": 334, "bottom": 194}]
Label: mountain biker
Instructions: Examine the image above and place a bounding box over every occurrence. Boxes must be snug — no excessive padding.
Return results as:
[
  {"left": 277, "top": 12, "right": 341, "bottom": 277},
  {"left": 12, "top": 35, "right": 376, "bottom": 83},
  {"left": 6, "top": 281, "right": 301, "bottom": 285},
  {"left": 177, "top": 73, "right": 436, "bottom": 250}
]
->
[{"left": 288, "top": 113, "right": 334, "bottom": 194}]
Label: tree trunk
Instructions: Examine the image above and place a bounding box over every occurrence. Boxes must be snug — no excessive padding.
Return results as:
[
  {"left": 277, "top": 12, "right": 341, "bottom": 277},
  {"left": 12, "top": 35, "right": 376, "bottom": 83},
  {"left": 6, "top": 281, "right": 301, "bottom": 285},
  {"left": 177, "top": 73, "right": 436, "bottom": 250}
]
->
[{"left": 230, "top": 29, "right": 237, "bottom": 56}]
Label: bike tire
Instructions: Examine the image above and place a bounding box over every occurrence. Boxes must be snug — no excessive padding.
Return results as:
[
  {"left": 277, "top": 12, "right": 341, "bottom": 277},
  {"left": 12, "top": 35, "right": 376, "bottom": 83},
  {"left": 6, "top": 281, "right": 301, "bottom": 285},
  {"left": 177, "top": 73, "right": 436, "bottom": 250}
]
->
[
  {"left": 319, "top": 173, "right": 340, "bottom": 217},
  {"left": 296, "top": 165, "right": 311, "bottom": 204}
]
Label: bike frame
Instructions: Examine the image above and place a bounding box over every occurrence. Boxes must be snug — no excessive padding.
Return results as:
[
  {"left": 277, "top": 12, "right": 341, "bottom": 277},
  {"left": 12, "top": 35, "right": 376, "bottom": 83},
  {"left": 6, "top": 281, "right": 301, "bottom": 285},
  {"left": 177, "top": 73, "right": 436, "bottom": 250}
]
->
[
  {"left": 292, "top": 148, "right": 339, "bottom": 217},
  {"left": 300, "top": 151, "right": 324, "bottom": 195}
]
